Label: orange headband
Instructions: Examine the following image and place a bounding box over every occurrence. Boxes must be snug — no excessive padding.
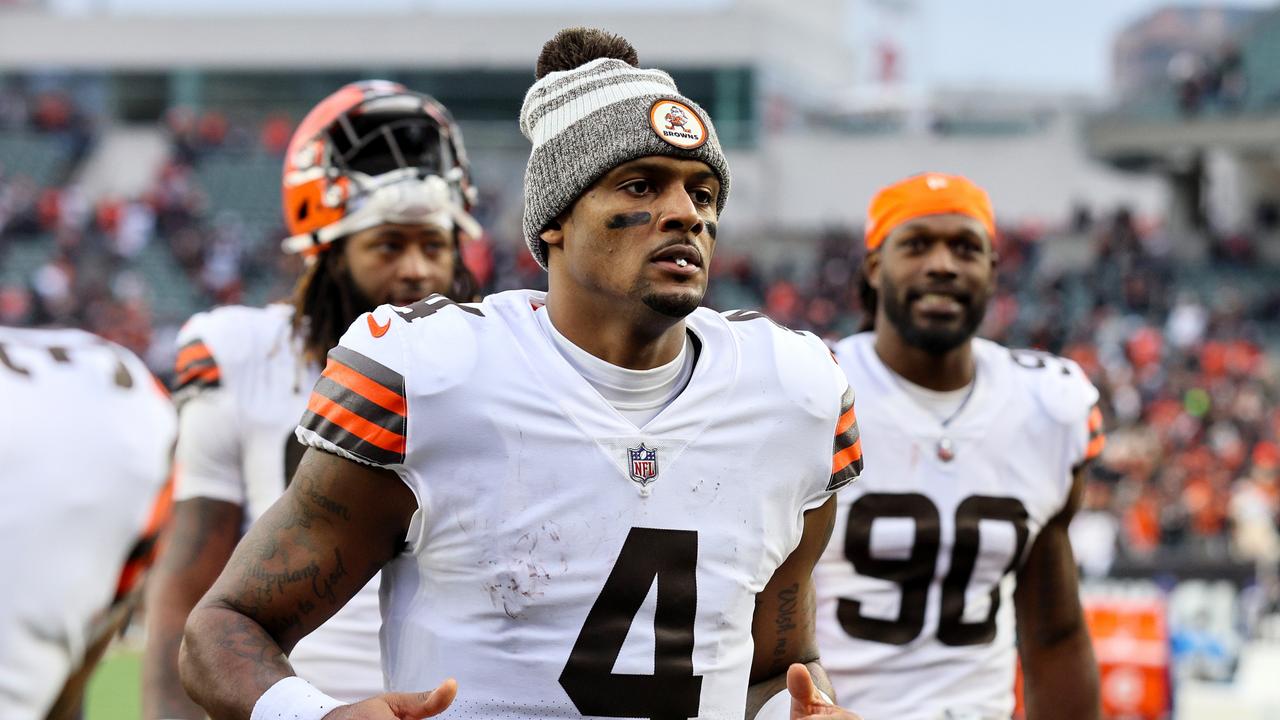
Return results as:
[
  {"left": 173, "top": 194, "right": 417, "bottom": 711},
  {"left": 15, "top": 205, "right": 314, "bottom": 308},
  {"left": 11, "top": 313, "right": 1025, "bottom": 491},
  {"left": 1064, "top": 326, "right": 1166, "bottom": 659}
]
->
[{"left": 865, "top": 173, "right": 996, "bottom": 251}]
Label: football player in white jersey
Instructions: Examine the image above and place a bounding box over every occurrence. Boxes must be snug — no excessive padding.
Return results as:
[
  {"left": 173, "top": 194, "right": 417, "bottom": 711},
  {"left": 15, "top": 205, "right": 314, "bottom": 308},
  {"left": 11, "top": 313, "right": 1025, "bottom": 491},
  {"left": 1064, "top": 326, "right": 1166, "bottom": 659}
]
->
[
  {"left": 180, "top": 28, "right": 866, "bottom": 720},
  {"left": 0, "top": 327, "right": 175, "bottom": 719},
  {"left": 142, "top": 81, "right": 483, "bottom": 718},
  {"left": 816, "top": 173, "right": 1105, "bottom": 720}
]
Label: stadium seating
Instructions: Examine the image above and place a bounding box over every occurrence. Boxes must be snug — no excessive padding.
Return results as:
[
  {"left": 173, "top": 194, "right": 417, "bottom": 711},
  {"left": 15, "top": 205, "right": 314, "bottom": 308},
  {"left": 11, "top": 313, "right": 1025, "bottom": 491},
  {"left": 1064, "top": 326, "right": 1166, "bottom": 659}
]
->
[{"left": 0, "top": 131, "right": 74, "bottom": 187}]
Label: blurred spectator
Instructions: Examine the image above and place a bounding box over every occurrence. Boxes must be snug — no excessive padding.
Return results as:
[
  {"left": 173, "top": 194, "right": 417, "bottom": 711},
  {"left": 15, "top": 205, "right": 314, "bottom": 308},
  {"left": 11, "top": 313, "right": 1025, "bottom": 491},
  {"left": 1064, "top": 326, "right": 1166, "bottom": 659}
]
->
[
  {"left": 1169, "top": 51, "right": 1206, "bottom": 115},
  {"left": 260, "top": 113, "right": 293, "bottom": 155}
]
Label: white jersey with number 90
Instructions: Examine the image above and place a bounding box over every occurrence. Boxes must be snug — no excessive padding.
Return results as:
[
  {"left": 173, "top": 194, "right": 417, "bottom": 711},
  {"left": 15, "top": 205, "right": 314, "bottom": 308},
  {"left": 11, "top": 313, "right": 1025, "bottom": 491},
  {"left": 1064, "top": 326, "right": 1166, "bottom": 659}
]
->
[{"left": 816, "top": 333, "right": 1102, "bottom": 720}]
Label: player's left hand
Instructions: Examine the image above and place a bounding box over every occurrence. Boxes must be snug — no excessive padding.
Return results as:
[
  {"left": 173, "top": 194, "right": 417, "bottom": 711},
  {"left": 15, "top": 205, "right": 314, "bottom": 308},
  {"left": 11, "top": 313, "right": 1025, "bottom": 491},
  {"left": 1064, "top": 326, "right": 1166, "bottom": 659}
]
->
[{"left": 786, "top": 663, "right": 862, "bottom": 720}]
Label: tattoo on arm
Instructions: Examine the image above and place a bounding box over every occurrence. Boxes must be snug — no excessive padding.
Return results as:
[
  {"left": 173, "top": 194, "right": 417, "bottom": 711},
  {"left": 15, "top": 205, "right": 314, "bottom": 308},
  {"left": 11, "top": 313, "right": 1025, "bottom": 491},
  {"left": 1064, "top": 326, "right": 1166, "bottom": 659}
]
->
[
  {"left": 746, "top": 498, "right": 838, "bottom": 717},
  {"left": 224, "top": 484, "right": 356, "bottom": 648},
  {"left": 215, "top": 609, "right": 296, "bottom": 691},
  {"left": 180, "top": 450, "right": 413, "bottom": 718},
  {"left": 771, "top": 583, "right": 800, "bottom": 663}
]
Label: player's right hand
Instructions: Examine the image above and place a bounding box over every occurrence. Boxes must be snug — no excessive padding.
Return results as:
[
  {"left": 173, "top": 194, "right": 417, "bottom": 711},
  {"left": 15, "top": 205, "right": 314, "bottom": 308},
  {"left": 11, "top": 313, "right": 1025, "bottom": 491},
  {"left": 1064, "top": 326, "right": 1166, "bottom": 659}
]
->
[{"left": 323, "top": 678, "right": 457, "bottom": 720}]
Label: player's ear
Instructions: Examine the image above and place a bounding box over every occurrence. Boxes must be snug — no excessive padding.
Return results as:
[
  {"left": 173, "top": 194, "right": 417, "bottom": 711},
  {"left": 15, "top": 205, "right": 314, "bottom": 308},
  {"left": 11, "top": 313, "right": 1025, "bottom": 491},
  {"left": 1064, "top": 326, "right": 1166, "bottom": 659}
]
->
[
  {"left": 864, "top": 250, "right": 882, "bottom": 291},
  {"left": 540, "top": 218, "right": 564, "bottom": 249}
]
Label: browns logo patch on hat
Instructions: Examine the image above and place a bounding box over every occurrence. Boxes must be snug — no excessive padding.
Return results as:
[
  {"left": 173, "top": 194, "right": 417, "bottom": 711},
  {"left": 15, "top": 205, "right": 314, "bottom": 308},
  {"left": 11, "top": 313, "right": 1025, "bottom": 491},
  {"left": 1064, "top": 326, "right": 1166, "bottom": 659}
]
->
[{"left": 649, "top": 99, "right": 707, "bottom": 150}]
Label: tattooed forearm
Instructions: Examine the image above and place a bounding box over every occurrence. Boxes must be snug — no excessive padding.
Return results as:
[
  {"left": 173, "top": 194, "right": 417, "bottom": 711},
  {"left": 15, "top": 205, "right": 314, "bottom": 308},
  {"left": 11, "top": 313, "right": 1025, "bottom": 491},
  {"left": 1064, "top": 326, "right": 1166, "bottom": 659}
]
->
[
  {"left": 772, "top": 583, "right": 800, "bottom": 661},
  {"left": 182, "top": 605, "right": 296, "bottom": 718},
  {"left": 214, "top": 610, "right": 293, "bottom": 679}
]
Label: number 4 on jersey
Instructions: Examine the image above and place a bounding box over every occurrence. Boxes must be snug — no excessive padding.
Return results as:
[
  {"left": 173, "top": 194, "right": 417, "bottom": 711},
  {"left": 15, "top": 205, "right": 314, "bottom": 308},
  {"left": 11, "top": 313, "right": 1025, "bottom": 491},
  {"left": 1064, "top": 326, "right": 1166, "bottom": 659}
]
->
[{"left": 560, "top": 528, "right": 702, "bottom": 718}]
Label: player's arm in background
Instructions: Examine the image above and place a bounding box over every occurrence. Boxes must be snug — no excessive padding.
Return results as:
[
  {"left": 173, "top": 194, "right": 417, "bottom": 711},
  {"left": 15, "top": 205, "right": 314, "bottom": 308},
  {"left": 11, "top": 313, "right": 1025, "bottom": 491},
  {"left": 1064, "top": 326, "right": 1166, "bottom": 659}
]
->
[
  {"left": 1014, "top": 406, "right": 1106, "bottom": 720},
  {"left": 142, "top": 496, "right": 241, "bottom": 719},
  {"left": 142, "top": 335, "right": 247, "bottom": 720},
  {"left": 745, "top": 383, "right": 863, "bottom": 720}
]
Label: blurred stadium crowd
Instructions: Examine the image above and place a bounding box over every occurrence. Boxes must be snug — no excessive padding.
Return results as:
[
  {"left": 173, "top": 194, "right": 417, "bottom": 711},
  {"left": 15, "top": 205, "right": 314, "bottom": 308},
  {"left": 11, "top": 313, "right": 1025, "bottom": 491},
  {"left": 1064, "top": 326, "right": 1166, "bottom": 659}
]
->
[{"left": 2, "top": 82, "right": 1278, "bottom": 579}]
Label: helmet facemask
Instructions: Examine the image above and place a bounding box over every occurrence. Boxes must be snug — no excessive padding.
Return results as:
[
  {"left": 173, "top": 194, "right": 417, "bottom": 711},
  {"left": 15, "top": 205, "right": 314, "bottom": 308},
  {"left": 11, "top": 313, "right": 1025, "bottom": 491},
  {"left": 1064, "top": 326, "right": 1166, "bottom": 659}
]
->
[{"left": 282, "top": 89, "right": 481, "bottom": 255}]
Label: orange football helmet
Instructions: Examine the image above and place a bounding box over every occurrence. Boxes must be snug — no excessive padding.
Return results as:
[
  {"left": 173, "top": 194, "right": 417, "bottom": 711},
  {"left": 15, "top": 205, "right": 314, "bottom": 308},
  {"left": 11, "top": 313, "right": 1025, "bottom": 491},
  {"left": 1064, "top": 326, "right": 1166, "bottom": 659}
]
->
[{"left": 281, "top": 80, "right": 480, "bottom": 255}]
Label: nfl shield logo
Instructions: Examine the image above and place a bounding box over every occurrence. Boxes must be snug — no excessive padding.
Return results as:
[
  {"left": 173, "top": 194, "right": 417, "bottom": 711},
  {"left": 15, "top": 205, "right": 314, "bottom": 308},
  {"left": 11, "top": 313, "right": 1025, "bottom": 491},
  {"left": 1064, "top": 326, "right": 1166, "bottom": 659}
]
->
[{"left": 627, "top": 443, "right": 659, "bottom": 487}]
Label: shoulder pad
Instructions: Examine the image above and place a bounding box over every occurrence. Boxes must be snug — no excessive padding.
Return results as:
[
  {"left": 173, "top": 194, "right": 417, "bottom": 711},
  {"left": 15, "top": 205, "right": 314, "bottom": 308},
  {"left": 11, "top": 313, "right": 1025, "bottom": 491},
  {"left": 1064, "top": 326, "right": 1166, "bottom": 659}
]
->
[
  {"left": 301, "top": 296, "right": 483, "bottom": 468},
  {"left": 344, "top": 295, "right": 481, "bottom": 397},
  {"left": 175, "top": 305, "right": 291, "bottom": 398},
  {"left": 177, "top": 305, "right": 286, "bottom": 368},
  {"left": 999, "top": 345, "right": 1099, "bottom": 427},
  {"left": 721, "top": 308, "right": 844, "bottom": 420}
]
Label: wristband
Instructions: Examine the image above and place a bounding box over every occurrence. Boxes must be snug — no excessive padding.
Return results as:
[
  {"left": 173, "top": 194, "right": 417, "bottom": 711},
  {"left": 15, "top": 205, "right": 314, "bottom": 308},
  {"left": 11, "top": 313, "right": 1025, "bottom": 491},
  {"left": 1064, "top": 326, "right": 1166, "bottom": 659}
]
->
[
  {"left": 250, "top": 676, "right": 344, "bottom": 720},
  {"left": 757, "top": 686, "right": 835, "bottom": 720}
]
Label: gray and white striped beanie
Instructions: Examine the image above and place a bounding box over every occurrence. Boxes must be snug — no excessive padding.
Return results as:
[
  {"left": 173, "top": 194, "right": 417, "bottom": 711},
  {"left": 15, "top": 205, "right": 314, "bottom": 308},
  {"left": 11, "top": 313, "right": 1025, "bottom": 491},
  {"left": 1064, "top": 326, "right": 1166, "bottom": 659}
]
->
[{"left": 519, "top": 56, "right": 731, "bottom": 269}]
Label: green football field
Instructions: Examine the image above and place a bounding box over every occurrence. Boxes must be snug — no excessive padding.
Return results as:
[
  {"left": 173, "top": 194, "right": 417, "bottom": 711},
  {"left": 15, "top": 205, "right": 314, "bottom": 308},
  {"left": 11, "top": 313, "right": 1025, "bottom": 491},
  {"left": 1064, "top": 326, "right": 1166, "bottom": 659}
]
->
[{"left": 84, "top": 646, "right": 142, "bottom": 720}]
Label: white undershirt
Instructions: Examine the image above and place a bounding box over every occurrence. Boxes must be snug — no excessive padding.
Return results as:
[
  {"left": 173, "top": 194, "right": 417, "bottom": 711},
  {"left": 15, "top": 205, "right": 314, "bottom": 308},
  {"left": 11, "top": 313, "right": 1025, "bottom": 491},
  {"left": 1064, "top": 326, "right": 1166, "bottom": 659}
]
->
[
  {"left": 536, "top": 308, "right": 695, "bottom": 427},
  {"left": 894, "top": 374, "right": 975, "bottom": 425}
]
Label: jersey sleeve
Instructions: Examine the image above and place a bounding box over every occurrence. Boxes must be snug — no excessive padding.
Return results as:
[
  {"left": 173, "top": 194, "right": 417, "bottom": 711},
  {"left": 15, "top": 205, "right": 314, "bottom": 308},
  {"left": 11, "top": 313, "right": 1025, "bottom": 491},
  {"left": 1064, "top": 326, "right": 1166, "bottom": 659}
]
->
[
  {"left": 792, "top": 330, "right": 862, "bottom": 510},
  {"left": 172, "top": 391, "right": 245, "bottom": 503},
  {"left": 1052, "top": 359, "right": 1104, "bottom": 469},
  {"left": 1079, "top": 404, "right": 1106, "bottom": 466},
  {"left": 172, "top": 334, "right": 221, "bottom": 402},
  {"left": 296, "top": 306, "right": 409, "bottom": 469},
  {"left": 829, "top": 382, "right": 864, "bottom": 492},
  {"left": 171, "top": 313, "right": 245, "bottom": 504}
]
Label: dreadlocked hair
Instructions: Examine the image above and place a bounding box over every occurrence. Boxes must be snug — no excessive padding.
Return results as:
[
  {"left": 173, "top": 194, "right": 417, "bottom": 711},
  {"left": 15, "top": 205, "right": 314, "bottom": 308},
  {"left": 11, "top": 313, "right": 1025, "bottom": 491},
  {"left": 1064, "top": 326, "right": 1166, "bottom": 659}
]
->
[
  {"left": 857, "top": 266, "right": 878, "bottom": 332},
  {"left": 291, "top": 234, "right": 481, "bottom": 365}
]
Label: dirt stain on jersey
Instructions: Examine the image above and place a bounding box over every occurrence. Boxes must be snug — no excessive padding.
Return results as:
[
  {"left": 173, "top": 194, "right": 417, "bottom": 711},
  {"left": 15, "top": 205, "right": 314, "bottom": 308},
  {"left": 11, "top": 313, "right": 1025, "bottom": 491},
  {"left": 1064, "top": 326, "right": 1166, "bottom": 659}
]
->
[{"left": 482, "top": 521, "right": 567, "bottom": 619}]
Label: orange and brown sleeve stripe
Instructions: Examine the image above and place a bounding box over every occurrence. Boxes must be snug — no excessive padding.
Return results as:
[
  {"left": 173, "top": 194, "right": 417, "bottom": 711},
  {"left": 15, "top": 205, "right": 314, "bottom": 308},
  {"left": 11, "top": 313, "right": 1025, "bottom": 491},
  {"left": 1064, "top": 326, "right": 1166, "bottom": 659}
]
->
[
  {"left": 829, "top": 385, "right": 863, "bottom": 491},
  {"left": 114, "top": 475, "right": 175, "bottom": 603},
  {"left": 173, "top": 339, "right": 220, "bottom": 396},
  {"left": 301, "top": 346, "right": 407, "bottom": 467},
  {"left": 1083, "top": 405, "right": 1106, "bottom": 461}
]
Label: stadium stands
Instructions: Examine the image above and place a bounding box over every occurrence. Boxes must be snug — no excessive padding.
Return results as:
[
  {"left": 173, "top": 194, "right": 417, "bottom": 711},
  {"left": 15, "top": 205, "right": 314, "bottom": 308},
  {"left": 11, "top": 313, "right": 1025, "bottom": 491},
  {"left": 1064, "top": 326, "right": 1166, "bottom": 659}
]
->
[{"left": 1, "top": 81, "right": 1277, "bottom": 586}]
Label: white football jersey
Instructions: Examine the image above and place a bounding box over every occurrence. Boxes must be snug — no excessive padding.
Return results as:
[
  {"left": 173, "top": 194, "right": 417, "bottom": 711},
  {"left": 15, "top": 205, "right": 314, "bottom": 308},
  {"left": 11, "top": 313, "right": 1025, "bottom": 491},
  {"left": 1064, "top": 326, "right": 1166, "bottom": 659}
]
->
[
  {"left": 816, "top": 333, "right": 1103, "bottom": 720},
  {"left": 0, "top": 327, "right": 175, "bottom": 718},
  {"left": 297, "top": 290, "right": 860, "bottom": 720},
  {"left": 173, "top": 304, "right": 383, "bottom": 700}
]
